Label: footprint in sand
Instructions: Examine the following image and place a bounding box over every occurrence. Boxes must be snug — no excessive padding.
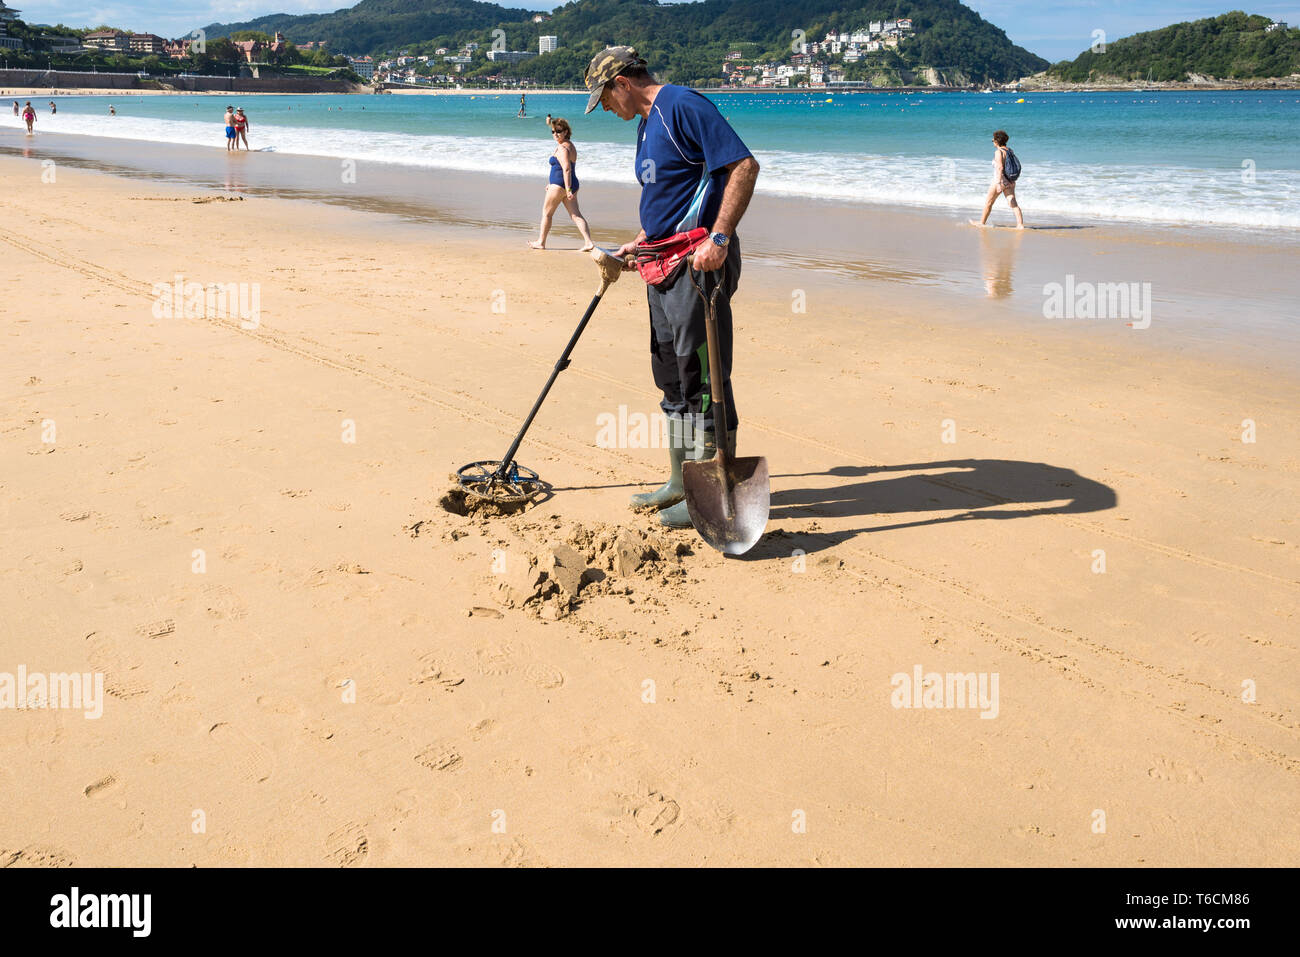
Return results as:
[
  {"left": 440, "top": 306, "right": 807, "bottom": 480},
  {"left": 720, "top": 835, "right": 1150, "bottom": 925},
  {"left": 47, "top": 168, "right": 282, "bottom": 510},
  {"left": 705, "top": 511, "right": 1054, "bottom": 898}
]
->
[
  {"left": 325, "top": 822, "right": 369, "bottom": 867},
  {"left": 1, "top": 846, "right": 76, "bottom": 868},
  {"left": 413, "top": 654, "right": 466, "bottom": 691},
  {"left": 86, "top": 633, "right": 149, "bottom": 699},
  {"left": 475, "top": 644, "right": 516, "bottom": 677},
  {"left": 524, "top": 662, "right": 566, "bottom": 690},
  {"left": 500, "top": 837, "right": 545, "bottom": 868},
  {"left": 469, "top": 718, "right": 498, "bottom": 741},
  {"left": 697, "top": 800, "right": 738, "bottom": 835},
  {"left": 1147, "top": 756, "right": 1204, "bottom": 785},
  {"left": 631, "top": 791, "right": 682, "bottom": 837},
  {"left": 208, "top": 722, "right": 274, "bottom": 784},
  {"left": 200, "top": 583, "right": 248, "bottom": 620},
  {"left": 415, "top": 742, "right": 464, "bottom": 774},
  {"left": 136, "top": 618, "right": 175, "bottom": 639}
]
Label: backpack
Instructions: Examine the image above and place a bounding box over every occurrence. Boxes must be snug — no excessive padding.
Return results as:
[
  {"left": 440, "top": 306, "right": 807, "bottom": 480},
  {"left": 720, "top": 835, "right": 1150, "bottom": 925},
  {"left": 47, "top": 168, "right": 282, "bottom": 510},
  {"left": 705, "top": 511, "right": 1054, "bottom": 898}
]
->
[{"left": 1001, "top": 147, "right": 1022, "bottom": 181}]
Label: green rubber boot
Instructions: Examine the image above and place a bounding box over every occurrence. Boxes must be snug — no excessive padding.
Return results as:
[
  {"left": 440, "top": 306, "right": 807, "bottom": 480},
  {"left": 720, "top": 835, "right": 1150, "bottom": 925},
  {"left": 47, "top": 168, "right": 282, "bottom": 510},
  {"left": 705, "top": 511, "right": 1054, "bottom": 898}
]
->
[
  {"left": 658, "top": 429, "right": 736, "bottom": 530},
  {"left": 629, "top": 416, "right": 688, "bottom": 511}
]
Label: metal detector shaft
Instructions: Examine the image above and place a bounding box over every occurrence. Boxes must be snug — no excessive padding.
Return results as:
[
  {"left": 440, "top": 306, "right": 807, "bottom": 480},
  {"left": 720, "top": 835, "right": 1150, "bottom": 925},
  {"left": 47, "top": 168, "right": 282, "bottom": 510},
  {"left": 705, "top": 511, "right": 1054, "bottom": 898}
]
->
[{"left": 491, "top": 281, "right": 610, "bottom": 480}]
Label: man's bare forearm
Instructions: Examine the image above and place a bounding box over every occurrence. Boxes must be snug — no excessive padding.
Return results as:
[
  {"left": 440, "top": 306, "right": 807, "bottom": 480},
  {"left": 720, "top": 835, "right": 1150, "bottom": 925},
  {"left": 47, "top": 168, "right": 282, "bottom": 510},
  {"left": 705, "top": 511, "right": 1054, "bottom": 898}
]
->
[{"left": 711, "top": 156, "right": 760, "bottom": 237}]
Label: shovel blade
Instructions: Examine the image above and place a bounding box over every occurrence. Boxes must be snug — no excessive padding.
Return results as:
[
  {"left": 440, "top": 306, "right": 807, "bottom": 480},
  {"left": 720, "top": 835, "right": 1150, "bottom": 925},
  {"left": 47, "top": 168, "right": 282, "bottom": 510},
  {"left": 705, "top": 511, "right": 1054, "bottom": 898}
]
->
[{"left": 682, "top": 455, "right": 770, "bottom": 555}]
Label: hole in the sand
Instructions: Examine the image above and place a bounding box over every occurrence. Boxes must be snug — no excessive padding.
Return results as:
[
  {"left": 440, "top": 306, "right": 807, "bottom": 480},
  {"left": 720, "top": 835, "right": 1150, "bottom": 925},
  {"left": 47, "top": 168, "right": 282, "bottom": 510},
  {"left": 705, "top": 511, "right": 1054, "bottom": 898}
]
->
[{"left": 438, "top": 487, "right": 529, "bottom": 519}]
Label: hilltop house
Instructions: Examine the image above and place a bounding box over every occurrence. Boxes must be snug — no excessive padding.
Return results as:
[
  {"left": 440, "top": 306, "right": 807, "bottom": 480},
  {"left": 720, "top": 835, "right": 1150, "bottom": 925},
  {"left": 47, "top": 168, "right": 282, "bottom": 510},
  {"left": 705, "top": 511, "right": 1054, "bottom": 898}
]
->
[
  {"left": 232, "top": 31, "right": 287, "bottom": 64},
  {"left": 84, "top": 30, "right": 130, "bottom": 53},
  {"left": 129, "top": 33, "right": 167, "bottom": 55},
  {"left": 0, "top": 1, "right": 19, "bottom": 21}
]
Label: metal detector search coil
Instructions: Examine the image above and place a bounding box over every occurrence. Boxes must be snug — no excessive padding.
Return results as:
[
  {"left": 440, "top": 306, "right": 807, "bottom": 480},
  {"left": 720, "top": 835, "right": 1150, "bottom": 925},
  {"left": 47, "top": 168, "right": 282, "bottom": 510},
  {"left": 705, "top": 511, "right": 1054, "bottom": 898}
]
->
[{"left": 456, "top": 460, "right": 543, "bottom": 506}]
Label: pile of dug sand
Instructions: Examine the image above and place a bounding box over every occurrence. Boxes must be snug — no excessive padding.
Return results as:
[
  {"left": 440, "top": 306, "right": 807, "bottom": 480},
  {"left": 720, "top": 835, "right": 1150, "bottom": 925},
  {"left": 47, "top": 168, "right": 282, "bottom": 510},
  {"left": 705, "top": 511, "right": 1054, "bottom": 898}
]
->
[
  {"left": 492, "top": 521, "right": 693, "bottom": 620},
  {"left": 419, "top": 483, "right": 700, "bottom": 621}
]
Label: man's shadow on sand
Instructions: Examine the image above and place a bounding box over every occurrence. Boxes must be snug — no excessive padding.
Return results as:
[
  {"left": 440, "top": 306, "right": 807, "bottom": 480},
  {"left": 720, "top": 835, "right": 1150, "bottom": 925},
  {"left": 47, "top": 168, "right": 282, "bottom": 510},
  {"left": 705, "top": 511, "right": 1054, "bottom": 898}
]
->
[{"left": 746, "top": 458, "right": 1116, "bottom": 559}]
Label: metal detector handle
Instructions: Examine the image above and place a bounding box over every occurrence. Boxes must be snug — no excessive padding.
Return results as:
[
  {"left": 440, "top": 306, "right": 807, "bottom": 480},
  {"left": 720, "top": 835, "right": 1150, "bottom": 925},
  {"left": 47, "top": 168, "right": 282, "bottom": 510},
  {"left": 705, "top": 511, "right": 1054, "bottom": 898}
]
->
[
  {"left": 490, "top": 248, "right": 628, "bottom": 483},
  {"left": 492, "top": 288, "right": 604, "bottom": 479}
]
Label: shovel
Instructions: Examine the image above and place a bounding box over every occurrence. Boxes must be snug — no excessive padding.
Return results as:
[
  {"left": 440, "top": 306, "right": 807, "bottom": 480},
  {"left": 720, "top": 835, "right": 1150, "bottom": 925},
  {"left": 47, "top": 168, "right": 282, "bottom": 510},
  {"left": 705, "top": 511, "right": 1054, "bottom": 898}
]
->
[{"left": 681, "top": 263, "right": 770, "bottom": 555}]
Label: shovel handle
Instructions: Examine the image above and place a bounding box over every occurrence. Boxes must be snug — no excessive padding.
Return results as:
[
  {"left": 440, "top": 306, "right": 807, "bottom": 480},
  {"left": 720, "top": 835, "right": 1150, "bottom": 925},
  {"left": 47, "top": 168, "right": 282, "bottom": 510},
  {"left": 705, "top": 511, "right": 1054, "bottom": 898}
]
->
[{"left": 688, "top": 261, "right": 730, "bottom": 458}]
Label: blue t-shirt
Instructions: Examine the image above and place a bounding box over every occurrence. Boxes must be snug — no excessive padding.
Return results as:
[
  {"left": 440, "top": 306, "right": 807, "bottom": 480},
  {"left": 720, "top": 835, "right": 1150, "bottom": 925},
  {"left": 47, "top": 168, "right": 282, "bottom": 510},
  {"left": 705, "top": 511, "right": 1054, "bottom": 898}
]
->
[{"left": 635, "top": 85, "right": 753, "bottom": 241}]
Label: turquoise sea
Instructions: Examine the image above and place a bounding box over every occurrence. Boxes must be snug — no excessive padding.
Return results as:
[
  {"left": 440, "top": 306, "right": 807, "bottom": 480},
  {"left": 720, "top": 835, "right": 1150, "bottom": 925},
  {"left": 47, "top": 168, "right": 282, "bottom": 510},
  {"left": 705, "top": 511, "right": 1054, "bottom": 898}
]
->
[{"left": 9, "top": 89, "right": 1300, "bottom": 229}]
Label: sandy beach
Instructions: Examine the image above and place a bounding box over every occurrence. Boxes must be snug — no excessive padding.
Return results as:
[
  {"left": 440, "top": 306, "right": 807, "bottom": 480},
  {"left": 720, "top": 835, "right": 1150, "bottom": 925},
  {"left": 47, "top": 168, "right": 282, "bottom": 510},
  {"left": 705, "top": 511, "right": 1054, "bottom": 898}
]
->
[{"left": 1, "top": 138, "right": 1297, "bottom": 867}]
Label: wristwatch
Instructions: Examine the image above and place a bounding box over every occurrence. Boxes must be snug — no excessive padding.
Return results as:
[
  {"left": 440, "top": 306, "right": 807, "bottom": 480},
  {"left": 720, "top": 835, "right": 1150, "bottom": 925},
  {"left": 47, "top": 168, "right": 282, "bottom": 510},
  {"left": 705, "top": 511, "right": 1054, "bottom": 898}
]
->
[{"left": 710, "top": 232, "right": 730, "bottom": 248}]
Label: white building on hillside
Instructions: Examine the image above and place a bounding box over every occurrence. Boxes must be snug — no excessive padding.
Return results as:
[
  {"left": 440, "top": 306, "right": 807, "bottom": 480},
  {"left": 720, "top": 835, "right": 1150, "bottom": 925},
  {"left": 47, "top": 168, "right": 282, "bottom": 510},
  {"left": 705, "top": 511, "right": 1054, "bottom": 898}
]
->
[{"left": 539, "top": 35, "right": 557, "bottom": 53}]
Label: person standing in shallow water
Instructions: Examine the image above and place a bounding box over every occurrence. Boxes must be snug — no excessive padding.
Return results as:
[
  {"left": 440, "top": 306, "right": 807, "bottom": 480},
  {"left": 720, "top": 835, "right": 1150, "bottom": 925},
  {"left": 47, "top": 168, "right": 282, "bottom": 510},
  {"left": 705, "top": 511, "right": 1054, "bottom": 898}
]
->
[
  {"left": 527, "top": 117, "right": 595, "bottom": 252},
  {"left": 974, "top": 129, "right": 1025, "bottom": 229}
]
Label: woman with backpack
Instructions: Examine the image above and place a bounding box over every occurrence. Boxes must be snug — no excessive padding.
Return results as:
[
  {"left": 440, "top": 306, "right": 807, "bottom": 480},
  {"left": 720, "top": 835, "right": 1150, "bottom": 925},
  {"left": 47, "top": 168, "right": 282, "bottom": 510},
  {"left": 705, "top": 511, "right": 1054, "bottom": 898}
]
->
[{"left": 974, "top": 129, "right": 1024, "bottom": 229}]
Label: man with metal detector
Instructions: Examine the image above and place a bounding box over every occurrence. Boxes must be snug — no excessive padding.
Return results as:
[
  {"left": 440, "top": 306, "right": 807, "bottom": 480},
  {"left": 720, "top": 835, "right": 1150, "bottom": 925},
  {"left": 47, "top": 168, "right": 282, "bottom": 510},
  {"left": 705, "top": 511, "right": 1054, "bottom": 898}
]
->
[{"left": 584, "top": 47, "right": 761, "bottom": 532}]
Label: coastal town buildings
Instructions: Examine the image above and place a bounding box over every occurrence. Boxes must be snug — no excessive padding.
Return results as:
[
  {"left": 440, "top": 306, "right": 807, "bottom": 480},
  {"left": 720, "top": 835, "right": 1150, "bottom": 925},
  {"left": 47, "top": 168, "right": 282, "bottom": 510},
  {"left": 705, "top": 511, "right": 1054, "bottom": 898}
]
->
[
  {"left": 539, "top": 35, "right": 558, "bottom": 54},
  {"left": 128, "top": 33, "right": 167, "bottom": 55},
  {"left": 730, "top": 18, "right": 918, "bottom": 87},
  {"left": 84, "top": 30, "right": 130, "bottom": 53},
  {"left": 486, "top": 49, "right": 535, "bottom": 64}
]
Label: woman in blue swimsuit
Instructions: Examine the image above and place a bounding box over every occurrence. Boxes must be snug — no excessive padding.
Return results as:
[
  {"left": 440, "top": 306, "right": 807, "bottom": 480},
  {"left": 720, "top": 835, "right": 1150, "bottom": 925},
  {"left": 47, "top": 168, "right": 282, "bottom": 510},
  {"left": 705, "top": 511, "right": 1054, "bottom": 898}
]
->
[{"left": 528, "top": 117, "right": 595, "bottom": 251}]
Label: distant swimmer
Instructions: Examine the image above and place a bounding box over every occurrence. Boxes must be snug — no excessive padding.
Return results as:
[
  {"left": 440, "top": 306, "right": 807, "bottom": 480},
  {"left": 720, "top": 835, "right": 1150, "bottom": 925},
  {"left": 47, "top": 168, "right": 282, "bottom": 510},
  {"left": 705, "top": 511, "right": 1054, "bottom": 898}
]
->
[
  {"left": 518, "top": 92, "right": 527, "bottom": 117},
  {"left": 527, "top": 116, "right": 595, "bottom": 252},
  {"left": 234, "top": 107, "right": 250, "bottom": 150},
  {"left": 109, "top": 104, "right": 116, "bottom": 116},
  {"left": 22, "top": 101, "right": 35, "bottom": 134},
  {"left": 224, "top": 104, "right": 237, "bottom": 151},
  {"left": 973, "top": 129, "right": 1024, "bottom": 229},
  {"left": 12, "top": 100, "right": 19, "bottom": 116},
  {"left": 49, "top": 101, "right": 57, "bottom": 114}
]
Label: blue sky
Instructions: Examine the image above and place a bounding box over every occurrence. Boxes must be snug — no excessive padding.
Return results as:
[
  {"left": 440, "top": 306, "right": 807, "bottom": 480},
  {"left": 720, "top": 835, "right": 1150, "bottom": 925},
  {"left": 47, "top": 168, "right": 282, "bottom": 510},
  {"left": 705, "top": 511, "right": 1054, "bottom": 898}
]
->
[{"left": 11, "top": 1, "right": 1300, "bottom": 62}]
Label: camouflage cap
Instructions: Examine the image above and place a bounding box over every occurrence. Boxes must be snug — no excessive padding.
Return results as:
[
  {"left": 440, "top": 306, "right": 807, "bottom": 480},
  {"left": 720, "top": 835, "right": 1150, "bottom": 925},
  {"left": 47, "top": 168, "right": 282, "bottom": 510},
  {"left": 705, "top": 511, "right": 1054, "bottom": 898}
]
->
[{"left": 583, "top": 46, "right": 647, "bottom": 114}]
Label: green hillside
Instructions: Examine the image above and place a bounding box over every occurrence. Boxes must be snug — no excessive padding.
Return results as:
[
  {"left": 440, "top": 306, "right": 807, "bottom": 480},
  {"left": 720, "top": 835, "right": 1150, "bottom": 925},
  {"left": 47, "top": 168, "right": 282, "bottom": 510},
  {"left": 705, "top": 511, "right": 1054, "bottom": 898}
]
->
[
  {"left": 1049, "top": 11, "right": 1300, "bottom": 82},
  {"left": 202, "top": 0, "right": 1049, "bottom": 86},
  {"left": 201, "top": 0, "right": 534, "bottom": 53}
]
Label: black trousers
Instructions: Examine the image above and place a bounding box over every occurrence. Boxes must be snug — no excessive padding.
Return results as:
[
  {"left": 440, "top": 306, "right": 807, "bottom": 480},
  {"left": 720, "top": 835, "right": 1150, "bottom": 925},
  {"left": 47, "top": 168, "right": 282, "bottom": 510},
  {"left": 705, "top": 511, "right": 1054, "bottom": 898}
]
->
[{"left": 646, "top": 235, "right": 741, "bottom": 445}]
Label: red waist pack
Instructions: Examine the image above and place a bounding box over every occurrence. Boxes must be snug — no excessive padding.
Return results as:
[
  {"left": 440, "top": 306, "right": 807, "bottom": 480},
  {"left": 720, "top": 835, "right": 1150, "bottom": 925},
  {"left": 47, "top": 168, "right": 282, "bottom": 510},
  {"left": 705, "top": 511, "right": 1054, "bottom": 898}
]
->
[{"left": 633, "top": 227, "right": 710, "bottom": 286}]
